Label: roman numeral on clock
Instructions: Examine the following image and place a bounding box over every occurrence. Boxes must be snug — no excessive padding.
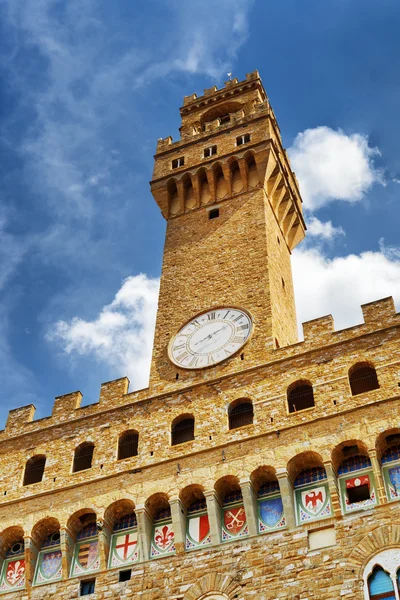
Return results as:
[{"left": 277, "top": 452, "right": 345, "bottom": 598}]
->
[
  {"left": 188, "top": 357, "right": 199, "bottom": 367},
  {"left": 232, "top": 336, "right": 245, "bottom": 344},
  {"left": 237, "top": 324, "right": 249, "bottom": 331},
  {"left": 207, "top": 312, "right": 216, "bottom": 320},
  {"left": 173, "top": 343, "right": 186, "bottom": 351},
  {"left": 177, "top": 351, "right": 189, "bottom": 362},
  {"left": 233, "top": 314, "right": 243, "bottom": 322}
]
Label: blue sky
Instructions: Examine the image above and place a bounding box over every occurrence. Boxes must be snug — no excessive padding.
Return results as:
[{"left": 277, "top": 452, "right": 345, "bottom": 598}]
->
[{"left": 0, "top": 0, "right": 399, "bottom": 426}]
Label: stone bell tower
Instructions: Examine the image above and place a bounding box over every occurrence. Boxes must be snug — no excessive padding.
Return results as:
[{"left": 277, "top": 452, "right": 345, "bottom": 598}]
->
[{"left": 149, "top": 70, "right": 306, "bottom": 395}]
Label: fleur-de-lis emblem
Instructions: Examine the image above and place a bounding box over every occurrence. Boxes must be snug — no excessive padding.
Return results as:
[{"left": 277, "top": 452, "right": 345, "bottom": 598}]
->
[
  {"left": 154, "top": 525, "right": 174, "bottom": 550},
  {"left": 6, "top": 560, "right": 25, "bottom": 585}
]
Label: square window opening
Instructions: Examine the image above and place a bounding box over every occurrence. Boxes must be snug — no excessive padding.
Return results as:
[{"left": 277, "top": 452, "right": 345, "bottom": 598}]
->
[
  {"left": 172, "top": 157, "right": 184, "bottom": 169},
  {"left": 204, "top": 145, "right": 217, "bottom": 158},
  {"left": 209, "top": 208, "right": 219, "bottom": 220},
  {"left": 347, "top": 484, "right": 370, "bottom": 504},
  {"left": 119, "top": 569, "right": 132, "bottom": 583},
  {"left": 236, "top": 134, "right": 251, "bottom": 146},
  {"left": 80, "top": 579, "right": 96, "bottom": 596}
]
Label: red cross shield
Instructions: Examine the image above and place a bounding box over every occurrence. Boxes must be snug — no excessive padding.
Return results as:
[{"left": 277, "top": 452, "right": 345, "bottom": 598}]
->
[{"left": 115, "top": 533, "right": 137, "bottom": 562}]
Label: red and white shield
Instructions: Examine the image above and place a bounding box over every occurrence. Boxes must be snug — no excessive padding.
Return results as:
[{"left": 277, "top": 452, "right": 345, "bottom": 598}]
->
[
  {"left": 6, "top": 560, "right": 25, "bottom": 587},
  {"left": 153, "top": 524, "right": 174, "bottom": 552},
  {"left": 115, "top": 533, "right": 137, "bottom": 561},
  {"left": 301, "top": 487, "right": 326, "bottom": 514},
  {"left": 224, "top": 506, "right": 246, "bottom": 535},
  {"left": 346, "top": 475, "right": 370, "bottom": 489},
  {"left": 188, "top": 514, "right": 210, "bottom": 543}
]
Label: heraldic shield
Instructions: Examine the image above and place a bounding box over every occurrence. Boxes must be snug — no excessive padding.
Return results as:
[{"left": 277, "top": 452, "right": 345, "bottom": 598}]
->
[
  {"left": 301, "top": 486, "right": 326, "bottom": 515},
  {"left": 71, "top": 540, "right": 100, "bottom": 576},
  {"left": 222, "top": 505, "right": 248, "bottom": 541},
  {"left": 110, "top": 532, "right": 138, "bottom": 567},
  {"left": 151, "top": 523, "right": 176, "bottom": 558},
  {"left": 34, "top": 550, "right": 62, "bottom": 585},
  {"left": 296, "top": 484, "right": 332, "bottom": 523},
  {"left": 259, "top": 496, "right": 286, "bottom": 531},
  {"left": 186, "top": 514, "right": 211, "bottom": 550},
  {"left": 0, "top": 559, "right": 26, "bottom": 592},
  {"left": 388, "top": 465, "right": 400, "bottom": 499}
]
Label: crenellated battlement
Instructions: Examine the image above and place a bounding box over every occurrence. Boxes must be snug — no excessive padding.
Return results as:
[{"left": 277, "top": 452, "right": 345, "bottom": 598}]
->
[{"left": 2, "top": 297, "right": 399, "bottom": 444}]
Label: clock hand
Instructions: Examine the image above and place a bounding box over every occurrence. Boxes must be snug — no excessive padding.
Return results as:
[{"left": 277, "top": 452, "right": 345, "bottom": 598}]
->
[{"left": 194, "top": 325, "right": 228, "bottom": 347}]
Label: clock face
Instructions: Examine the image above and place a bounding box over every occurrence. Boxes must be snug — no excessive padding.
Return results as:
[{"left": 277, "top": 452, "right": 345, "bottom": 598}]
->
[{"left": 168, "top": 307, "right": 252, "bottom": 369}]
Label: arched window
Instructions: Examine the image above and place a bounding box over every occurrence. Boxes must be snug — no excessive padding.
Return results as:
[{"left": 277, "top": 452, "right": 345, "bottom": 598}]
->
[
  {"left": 287, "top": 382, "right": 315, "bottom": 413},
  {"left": 252, "top": 467, "right": 285, "bottom": 533},
  {"left": 337, "top": 451, "right": 376, "bottom": 513},
  {"left": 216, "top": 478, "right": 248, "bottom": 542},
  {"left": 70, "top": 515, "right": 100, "bottom": 577},
  {"left": 23, "top": 455, "right": 46, "bottom": 485},
  {"left": 33, "top": 529, "right": 61, "bottom": 585},
  {"left": 171, "top": 415, "right": 194, "bottom": 446},
  {"left": 147, "top": 494, "right": 175, "bottom": 558},
  {"left": 0, "top": 531, "right": 25, "bottom": 592},
  {"left": 108, "top": 512, "right": 138, "bottom": 567},
  {"left": 381, "top": 440, "right": 400, "bottom": 501},
  {"left": 118, "top": 431, "right": 139, "bottom": 460},
  {"left": 349, "top": 363, "right": 379, "bottom": 395},
  {"left": 73, "top": 442, "right": 94, "bottom": 473},
  {"left": 293, "top": 466, "right": 331, "bottom": 524},
  {"left": 228, "top": 399, "right": 253, "bottom": 430},
  {"left": 180, "top": 485, "right": 211, "bottom": 551},
  {"left": 368, "top": 566, "right": 395, "bottom": 599}
]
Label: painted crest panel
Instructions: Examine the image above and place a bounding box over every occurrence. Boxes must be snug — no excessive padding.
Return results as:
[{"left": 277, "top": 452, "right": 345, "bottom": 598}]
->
[
  {"left": 222, "top": 505, "right": 248, "bottom": 541},
  {"left": 258, "top": 496, "right": 286, "bottom": 532},
  {"left": 295, "top": 483, "right": 332, "bottom": 524},
  {"left": 0, "top": 558, "right": 26, "bottom": 593},
  {"left": 34, "top": 549, "right": 62, "bottom": 585},
  {"left": 151, "top": 522, "right": 175, "bottom": 558},
  {"left": 384, "top": 464, "right": 400, "bottom": 501},
  {"left": 339, "top": 470, "right": 377, "bottom": 513},
  {"left": 71, "top": 540, "right": 100, "bottom": 577},
  {"left": 186, "top": 513, "right": 211, "bottom": 550},
  {"left": 109, "top": 530, "right": 139, "bottom": 567}
]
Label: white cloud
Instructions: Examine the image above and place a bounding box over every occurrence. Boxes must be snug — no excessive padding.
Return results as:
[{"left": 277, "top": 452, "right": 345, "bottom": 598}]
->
[
  {"left": 293, "top": 244, "right": 400, "bottom": 332},
  {"left": 306, "top": 216, "right": 344, "bottom": 240},
  {"left": 47, "top": 274, "right": 160, "bottom": 390},
  {"left": 288, "top": 127, "right": 383, "bottom": 210}
]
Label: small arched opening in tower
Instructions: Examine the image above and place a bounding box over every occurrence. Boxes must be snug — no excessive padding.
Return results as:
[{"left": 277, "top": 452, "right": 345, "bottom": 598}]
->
[
  {"left": 23, "top": 454, "right": 46, "bottom": 486},
  {"left": 287, "top": 380, "right": 315, "bottom": 413},
  {"left": 118, "top": 430, "right": 139, "bottom": 460},
  {"left": 348, "top": 362, "right": 379, "bottom": 396},
  {"left": 171, "top": 414, "right": 195, "bottom": 446},
  {"left": 228, "top": 398, "right": 254, "bottom": 430},
  {"left": 73, "top": 442, "right": 95, "bottom": 473}
]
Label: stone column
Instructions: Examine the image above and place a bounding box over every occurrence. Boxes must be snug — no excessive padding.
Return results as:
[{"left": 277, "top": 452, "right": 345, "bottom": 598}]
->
[
  {"left": 368, "top": 448, "right": 387, "bottom": 505},
  {"left": 323, "top": 460, "right": 342, "bottom": 517},
  {"left": 239, "top": 477, "right": 258, "bottom": 537},
  {"left": 135, "top": 504, "right": 152, "bottom": 562},
  {"left": 276, "top": 469, "right": 296, "bottom": 529},
  {"left": 60, "top": 527, "right": 73, "bottom": 579},
  {"left": 23, "top": 535, "right": 36, "bottom": 590},
  {"left": 204, "top": 489, "right": 222, "bottom": 546},
  {"left": 97, "top": 520, "right": 111, "bottom": 571},
  {"left": 169, "top": 497, "right": 186, "bottom": 554}
]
